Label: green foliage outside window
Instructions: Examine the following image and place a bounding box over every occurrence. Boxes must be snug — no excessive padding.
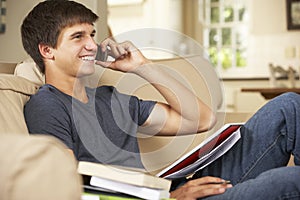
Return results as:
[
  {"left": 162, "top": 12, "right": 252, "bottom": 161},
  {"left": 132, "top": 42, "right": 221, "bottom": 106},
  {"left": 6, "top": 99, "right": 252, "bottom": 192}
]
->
[
  {"left": 224, "top": 7, "right": 234, "bottom": 22},
  {"left": 236, "top": 48, "right": 247, "bottom": 67},
  {"left": 220, "top": 48, "right": 232, "bottom": 69},
  {"left": 222, "top": 28, "right": 231, "bottom": 46},
  {"left": 211, "top": 7, "right": 219, "bottom": 23},
  {"left": 204, "top": 0, "right": 248, "bottom": 70},
  {"left": 208, "top": 47, "right": 218, "bottom": 67},
  {"left": 208, "top": 47, "right": 247, "bottom": 69},
  {"left": 239, "top": 7, "right": 246, "bottom": 21},
  {"left": 209, "top": 29, "right": 217, "bottom": 46}
]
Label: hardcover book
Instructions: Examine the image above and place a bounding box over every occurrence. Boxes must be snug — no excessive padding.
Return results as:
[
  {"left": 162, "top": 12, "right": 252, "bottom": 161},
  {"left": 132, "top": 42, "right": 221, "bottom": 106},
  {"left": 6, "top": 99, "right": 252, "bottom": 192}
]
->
[
  {"left": 78, "top": 162, "right": 171, "bottom": 199},
  {"left": 78, "top": 161, "right": 171, "bottom": 191}
]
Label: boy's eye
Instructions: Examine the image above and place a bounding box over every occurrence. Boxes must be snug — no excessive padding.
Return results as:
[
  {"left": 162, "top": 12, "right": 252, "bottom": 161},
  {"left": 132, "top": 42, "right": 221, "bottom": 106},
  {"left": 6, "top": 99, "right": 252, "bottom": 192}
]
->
[
  {"left": 74, "top": 34, "right": 82, "bottom": 39},
  {"left": 70, "top": 31, "right": 84, "bottom": 40},
  {"left": 70, "top": 30, "right": 96, "bottom": 40}
]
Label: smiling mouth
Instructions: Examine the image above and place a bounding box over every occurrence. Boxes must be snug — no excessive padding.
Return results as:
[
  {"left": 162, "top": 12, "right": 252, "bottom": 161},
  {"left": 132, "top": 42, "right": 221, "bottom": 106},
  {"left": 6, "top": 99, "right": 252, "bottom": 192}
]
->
[{"left": 81, "top": 56, "right": 95, "bottom": 61}]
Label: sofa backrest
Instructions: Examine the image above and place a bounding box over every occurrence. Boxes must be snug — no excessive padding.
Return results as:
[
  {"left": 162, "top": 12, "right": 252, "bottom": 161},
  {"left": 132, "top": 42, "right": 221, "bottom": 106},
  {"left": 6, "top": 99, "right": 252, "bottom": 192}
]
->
[
  {"left": 0, "top": 65, "right": 40, "bottom": 134},
  {"left": 0, "top": 62, "right": 17, "bottom": 74},
  {"left": 95, "top": 55, "right": 224, "bottom": 111}
]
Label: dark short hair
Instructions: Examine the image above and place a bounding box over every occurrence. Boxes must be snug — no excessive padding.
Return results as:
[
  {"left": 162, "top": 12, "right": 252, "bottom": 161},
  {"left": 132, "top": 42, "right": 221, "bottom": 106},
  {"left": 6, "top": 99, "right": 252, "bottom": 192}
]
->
[{"left": 21, "top": 0, "right": 99, "bottom": 73}]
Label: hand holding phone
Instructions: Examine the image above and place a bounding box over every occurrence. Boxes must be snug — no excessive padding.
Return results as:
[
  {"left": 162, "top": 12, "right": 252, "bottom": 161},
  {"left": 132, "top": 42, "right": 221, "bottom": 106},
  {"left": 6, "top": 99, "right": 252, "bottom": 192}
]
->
[{"left": 96, "top": 44, "right": 108, "bottom": 62}]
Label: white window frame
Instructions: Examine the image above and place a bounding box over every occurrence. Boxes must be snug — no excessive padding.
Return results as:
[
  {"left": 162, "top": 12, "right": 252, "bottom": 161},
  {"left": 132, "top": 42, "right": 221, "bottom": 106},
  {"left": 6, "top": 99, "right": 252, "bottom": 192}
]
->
[{"left": 199, "top": 0, "right": 249, "bottom": 76}]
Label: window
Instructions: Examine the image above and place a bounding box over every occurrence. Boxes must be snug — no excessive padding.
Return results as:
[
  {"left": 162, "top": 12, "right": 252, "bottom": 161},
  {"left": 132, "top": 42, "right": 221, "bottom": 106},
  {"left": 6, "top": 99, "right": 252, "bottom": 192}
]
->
[{"left": 199, "top": 0, "right": 249, "bottom": 71}]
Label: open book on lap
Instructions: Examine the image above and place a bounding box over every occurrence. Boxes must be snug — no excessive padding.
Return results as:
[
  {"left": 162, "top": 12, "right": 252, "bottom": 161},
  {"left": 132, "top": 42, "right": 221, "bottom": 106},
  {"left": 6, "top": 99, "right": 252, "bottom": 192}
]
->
[{"left": 156, "top": 123, "right": 243, "bottom": 179}]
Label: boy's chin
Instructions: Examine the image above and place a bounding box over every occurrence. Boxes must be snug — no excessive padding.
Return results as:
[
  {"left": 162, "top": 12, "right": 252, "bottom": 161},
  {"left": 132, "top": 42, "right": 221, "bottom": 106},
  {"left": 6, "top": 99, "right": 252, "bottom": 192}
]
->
[
  {"left": 78, "top": 63, "right": 95, "bottom": 75},
  {"left": 77, "top": 68, "right": 96, "bottom": 78}
]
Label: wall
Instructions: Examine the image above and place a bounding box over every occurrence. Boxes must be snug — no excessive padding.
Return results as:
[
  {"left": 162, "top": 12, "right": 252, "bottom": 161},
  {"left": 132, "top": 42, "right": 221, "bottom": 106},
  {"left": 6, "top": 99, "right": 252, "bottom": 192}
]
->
[
  {"left": 108, "top": 0, "right": 184, "bottom": 59},
  {"left": 108, "top": 0, "right": 182, "bottom": 35},
  {"left": 222, "top": 80, "right": 268, "bottom": 113},
  {"left": 0, "top": 0, "right": 108, "bottom": 63},
  {"left": 223, "top": 0, "right": 300, "bottom": 112},
  {"left": 247, "top": 0, "right": 300, "bottom": 77}
]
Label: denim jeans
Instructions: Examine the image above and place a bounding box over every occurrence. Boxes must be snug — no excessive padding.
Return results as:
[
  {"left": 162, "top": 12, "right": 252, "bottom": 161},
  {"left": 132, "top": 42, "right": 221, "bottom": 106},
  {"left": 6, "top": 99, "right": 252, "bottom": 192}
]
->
[{"left": 191, "top": 92, "right": 300, "bottom": 199}]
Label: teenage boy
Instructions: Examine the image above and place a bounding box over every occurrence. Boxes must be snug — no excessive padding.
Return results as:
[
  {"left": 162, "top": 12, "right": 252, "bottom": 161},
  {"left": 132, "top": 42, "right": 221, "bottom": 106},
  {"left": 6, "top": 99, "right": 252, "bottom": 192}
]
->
[{"left": 22, "top": 1, "right": 300, "bottom": 199}]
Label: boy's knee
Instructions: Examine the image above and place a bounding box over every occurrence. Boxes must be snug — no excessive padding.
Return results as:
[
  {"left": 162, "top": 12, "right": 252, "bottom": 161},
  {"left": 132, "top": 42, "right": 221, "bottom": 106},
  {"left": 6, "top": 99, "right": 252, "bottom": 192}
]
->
[
  {"left": 261, "top": 166, "right": 300, "bottom": 187},
  {"left": 278, "top": 92, "right": 300, "bottom": 102},
  {"left": 269, "top": 92, "right": 300, "bottom": 111}
]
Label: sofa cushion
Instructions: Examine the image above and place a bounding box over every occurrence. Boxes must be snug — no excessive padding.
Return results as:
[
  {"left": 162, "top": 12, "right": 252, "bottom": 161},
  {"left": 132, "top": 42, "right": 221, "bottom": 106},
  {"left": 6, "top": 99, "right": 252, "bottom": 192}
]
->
[
  {"left": 0, "top": 74, "right": 39, "bottom": 134},
  {"left": 14, "top": 58, "right": 45, "bottom": 85},
  {"left": 14, "top": 58, "right": 102, "bottom": 88},
  {"left": 0, "top": 62, "right": 17, "bottom": 74}
]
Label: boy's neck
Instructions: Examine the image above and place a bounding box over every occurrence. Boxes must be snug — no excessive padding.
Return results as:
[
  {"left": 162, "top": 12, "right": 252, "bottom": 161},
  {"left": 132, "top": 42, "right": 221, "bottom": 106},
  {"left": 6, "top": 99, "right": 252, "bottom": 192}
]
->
[{"left": 46, "top": 75, "right": 89, "bottom": 103}]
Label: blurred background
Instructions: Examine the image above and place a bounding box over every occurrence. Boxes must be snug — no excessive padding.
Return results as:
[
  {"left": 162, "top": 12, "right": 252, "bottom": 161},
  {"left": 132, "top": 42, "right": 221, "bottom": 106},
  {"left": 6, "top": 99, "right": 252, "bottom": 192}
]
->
[{"left": 1, "top": 0, "right": 300, "bottom": 113}]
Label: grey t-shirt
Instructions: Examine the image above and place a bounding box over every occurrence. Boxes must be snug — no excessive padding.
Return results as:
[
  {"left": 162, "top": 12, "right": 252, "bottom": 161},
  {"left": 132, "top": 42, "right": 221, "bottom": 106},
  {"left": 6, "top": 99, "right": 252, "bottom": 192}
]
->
[{"left": 24, "top": 84, "right": 156, "bottom": 168}]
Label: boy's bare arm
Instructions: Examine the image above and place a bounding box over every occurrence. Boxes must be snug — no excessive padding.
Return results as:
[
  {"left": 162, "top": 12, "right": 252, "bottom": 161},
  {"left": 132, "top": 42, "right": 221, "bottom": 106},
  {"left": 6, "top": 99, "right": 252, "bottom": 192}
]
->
[{"left": 96, "top": 39, "right": 216, "bottom": 136}]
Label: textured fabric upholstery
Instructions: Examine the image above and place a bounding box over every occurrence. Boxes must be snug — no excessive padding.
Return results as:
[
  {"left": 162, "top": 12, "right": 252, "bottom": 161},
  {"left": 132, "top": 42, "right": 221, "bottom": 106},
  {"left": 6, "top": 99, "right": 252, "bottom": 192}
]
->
[
  {"left": 0, "top": 74, "right": 39, "bottom": 134},
  {"left": 14, "top": 58, "right": 45, "bottom": 85},
  {"left": 0, "top": 134, "right": 82, "bottom": 200}
]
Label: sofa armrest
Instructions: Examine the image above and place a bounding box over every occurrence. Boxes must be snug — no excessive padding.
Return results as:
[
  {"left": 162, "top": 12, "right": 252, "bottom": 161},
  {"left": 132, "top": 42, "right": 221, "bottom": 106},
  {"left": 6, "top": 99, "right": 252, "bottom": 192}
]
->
[
  {"left": 224, "top": 112, "right": 254, "bottom": 124},
  {"left": 0, "top": 134, "right": 82, "bottom": 200}
]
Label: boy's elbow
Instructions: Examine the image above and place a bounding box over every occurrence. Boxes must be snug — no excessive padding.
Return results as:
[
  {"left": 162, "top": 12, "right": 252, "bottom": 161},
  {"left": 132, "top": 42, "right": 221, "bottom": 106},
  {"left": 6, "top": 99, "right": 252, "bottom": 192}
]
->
[{"left": 197, "top": 111, "right": 217, "bottom": 133}]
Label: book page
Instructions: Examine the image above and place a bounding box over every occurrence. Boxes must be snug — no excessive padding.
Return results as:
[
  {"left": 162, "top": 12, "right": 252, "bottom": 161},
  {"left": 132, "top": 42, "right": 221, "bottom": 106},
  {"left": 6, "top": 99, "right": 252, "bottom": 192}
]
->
[
  {"left": 90, "top": 176, "right": 170, "bottom": 200},
  {"left": 157, "top": 123, "right": 243, "bottom": 179},
  {"left": 163, "top": 127, "right": 241, "bottom": 179}
]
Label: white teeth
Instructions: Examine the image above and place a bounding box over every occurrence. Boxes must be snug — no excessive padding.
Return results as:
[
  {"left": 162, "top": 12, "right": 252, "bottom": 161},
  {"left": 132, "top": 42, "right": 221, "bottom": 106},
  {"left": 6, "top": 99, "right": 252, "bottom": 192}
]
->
[{"left": 81, "top": 56, "right": 94, "bottom": 61}]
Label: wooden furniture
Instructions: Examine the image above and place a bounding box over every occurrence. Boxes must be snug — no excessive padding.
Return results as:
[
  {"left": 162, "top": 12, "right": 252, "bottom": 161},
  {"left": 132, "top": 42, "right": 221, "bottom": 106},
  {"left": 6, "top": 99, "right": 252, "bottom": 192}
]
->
[{"left": 241, "top": 87, "right": 300, "bottom": 100}]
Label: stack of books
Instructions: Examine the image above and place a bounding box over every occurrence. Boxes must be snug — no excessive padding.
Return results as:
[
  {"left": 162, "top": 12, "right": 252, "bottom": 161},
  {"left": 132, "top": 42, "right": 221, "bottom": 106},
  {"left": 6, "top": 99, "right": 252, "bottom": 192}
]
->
[{"left": 78, "top": 161, "right": 171, "bottom": 200}]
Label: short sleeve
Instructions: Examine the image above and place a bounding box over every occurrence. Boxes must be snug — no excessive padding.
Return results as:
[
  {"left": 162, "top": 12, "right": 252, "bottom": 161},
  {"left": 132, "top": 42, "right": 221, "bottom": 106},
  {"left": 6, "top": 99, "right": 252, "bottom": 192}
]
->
[
  {"left": 137, "top": 99, "right": 156, "bottom": 126},
  {"left": 24, "top": 89, "right": 74, "bottom": 150}
]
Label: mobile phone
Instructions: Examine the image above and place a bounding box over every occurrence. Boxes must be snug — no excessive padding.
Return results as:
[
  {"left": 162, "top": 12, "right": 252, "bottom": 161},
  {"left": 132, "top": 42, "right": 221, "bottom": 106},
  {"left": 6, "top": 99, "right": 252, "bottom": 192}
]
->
[{"left": 96, "top": 44, "right": 108, "bottom": 61}]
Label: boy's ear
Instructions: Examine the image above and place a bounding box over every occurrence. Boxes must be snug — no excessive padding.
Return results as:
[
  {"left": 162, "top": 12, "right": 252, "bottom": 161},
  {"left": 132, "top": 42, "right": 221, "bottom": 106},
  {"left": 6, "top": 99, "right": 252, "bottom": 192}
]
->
[{"left": 38, "top": 43, "right": 54, "bottom": 59}]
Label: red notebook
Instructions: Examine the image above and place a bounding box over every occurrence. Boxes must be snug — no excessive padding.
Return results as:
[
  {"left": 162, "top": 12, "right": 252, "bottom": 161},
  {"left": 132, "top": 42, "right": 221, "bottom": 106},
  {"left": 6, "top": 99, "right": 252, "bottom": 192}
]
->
[{"left": 156, "top": 123, "right": 243, "bottom": 179}]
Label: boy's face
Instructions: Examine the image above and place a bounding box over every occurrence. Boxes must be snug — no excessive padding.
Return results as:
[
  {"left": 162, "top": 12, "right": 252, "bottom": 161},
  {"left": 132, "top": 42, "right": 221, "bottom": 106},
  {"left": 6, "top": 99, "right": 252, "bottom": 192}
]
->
[{"left": 51, "top": 23, "right": 98, "bottom": 78}]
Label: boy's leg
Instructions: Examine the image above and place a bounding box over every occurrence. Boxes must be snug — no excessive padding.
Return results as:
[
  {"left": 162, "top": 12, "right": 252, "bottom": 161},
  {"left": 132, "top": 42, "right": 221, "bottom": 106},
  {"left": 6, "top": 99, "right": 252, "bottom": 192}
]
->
[
  {"left": 203, "top": 166, "right": 300, "bottom": 200},
  {"left": 192, "top": 92, "right": 300, "bottom": 184}
]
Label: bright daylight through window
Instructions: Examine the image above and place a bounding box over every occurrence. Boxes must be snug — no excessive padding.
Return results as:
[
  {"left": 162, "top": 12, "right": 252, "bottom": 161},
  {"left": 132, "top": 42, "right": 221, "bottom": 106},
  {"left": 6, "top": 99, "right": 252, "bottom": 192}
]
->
[{"left": 200, "top": 0, "right": 249, "bottom": 71}]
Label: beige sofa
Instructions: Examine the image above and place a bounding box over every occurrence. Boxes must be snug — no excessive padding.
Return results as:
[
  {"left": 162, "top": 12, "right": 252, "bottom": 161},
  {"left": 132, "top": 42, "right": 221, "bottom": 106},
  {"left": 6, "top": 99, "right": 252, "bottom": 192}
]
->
[
  {"left": 0, "top": 58, "right": 254, "bottom": 198},
  {"left": 0, "top": 63, "right": 82, "bottom": 199}
]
